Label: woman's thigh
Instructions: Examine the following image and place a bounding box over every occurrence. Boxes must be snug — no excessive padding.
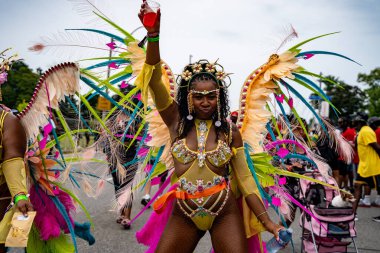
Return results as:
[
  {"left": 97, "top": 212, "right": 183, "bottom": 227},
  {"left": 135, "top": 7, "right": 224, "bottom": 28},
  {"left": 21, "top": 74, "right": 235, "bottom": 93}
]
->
[
  {"left": 209, "top": 197, "right": 247, "bottom": 253},
  {"left": 156, "top": 205, "right": 206, "bottom": 253}
]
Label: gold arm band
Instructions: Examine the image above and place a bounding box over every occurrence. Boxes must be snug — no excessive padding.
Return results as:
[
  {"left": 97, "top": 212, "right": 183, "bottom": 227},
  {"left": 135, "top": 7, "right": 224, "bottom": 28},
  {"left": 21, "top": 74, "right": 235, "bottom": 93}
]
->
[
  {"left": 135, "top": 62, "right": 173, "bottom": 112},
  {"left": 1, "top": 157, "right": 27, "bottom": 197},
  {"left": 230, "top": 147, "right": 260, "bottom": 197},
  {"left": 256, "top": 210, "right": 267, "bottom": 219}
]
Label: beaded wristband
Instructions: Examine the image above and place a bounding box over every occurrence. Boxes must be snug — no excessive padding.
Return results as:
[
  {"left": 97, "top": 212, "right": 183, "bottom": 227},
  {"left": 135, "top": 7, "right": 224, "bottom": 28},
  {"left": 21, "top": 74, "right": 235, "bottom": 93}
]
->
[
  {"left": 147, "top": 31, "right": 160, "bottom": 38},
  {"left": 14, "top": 194, "right": 28, "bottom": 205},
  {"left": 147, "top": 36, "right": 160, "bottom": 42}
]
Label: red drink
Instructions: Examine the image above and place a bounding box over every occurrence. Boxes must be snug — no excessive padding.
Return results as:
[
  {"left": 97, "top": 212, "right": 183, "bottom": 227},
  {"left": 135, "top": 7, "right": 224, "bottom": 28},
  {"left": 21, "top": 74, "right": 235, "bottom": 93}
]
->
[{"left": 143, "top": 12, "right": 157, "bottom": 27}]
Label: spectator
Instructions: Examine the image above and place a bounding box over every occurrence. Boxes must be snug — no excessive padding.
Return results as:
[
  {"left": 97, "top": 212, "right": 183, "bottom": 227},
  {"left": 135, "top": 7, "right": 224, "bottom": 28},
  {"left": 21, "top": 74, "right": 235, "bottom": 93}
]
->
[
  {"left": 352, "top": 116, "right": 380, "bottom": 217},
  {"left": 337, "top": 117, "right": 356, "bottom": 191}
]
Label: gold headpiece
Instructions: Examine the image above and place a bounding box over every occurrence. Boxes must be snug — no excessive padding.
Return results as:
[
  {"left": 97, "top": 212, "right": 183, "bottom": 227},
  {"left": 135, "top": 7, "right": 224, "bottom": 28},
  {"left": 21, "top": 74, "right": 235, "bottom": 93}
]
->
[{"left": 177, "top": 59, "right": 232, "bottom": 90}]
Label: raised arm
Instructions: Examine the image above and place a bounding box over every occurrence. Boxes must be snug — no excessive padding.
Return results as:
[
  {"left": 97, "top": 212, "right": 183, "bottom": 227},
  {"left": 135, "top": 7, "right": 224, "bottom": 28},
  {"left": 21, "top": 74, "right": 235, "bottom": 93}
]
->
[
  {"left": 2, "top": 112, "right": 33, "bottom": 215},
  {"left": 230, "top": 123, "right": 282, "bottom": 238},
  {"left": 137, "top": 1, "right": 179, "bottom": 131}
]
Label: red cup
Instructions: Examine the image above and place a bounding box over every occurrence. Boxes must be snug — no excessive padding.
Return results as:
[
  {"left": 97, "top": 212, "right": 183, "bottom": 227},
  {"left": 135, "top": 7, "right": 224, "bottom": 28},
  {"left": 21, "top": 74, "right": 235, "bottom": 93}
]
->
[{"left": 143, "top": 0, "right": 160, "bottom": 27}]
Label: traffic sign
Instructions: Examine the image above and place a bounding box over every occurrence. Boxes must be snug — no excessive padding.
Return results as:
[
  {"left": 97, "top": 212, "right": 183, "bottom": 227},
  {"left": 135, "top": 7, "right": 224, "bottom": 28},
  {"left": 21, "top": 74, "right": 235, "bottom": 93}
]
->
[{"left": 97, "top": 96, "right": 111, "bottom": 111}]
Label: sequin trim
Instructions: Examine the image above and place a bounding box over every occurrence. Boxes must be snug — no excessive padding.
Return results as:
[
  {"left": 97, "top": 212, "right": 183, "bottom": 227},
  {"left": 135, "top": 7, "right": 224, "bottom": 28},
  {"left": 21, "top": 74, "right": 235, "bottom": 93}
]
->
[
  {"left": 179, "top": 176, "right": 225, "bottom": 195},
  {"left": 171, "top": 140, "right": 233, "bottom": 167}
]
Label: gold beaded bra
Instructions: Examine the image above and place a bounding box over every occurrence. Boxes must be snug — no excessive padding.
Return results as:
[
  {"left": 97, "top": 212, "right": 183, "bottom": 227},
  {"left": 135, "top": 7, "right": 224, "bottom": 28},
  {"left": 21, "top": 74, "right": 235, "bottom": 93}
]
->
[
  {"left": 171, "top": 119, "right": 233, "bottom": 168},
  {"left": 169, "top": 119, "right": 232, "bottom": 223}
]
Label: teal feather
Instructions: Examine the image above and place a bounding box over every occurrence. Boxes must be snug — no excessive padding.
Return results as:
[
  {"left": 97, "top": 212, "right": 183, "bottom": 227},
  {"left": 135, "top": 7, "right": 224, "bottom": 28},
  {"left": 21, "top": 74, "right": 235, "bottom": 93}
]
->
[
  {"left": 297, "top": 51, "right": 361, "bottom": 65},
  {"left": 292, "top": 73, "right": 339, "bottom": 116},
  {"left": 243, "top": 144, "right": 288, "bottom": 227},
  {"left": 142, "top": 146, "right": 164, "bottom": 189},
  {"left": 49, "top": 118, "right": 66, "bottom": 166},
  {"left": 110, "top": 73, "right": 132, "bottom": 84},
  {"left": 51, "top": 196, "right": 78, "bottom": 253},
  {"left": 121, "top": 101, "right": 142, "bottom": 143},
  {"left": 266, "top": 122, "right": 277, "bottom": 141},
  {"left": 282, "top": 154, "right": 318, "bottom": 168},
  {"left": 275, "top": 99, "right": 294, "bottom": 139},
  {"left": 79, "top": 76, "right": 127, "bottom": 115},
  {"left": 280, "top": 79, "right": 328, "bottom": 134},
  {"left": 69, "top": 174, "right": 81, "bottom": 189},
  {"left": 85, "top": 59, "right": 130, "bottom": 70},
  {"left": 74, "top": 222, "right": 95, "bottom": 245},
  {"left": 65, "top": 28, "right": 124, "bottom": 43},
  {"left": 65, "top": 96, "right": 94, "bottom": 133}
]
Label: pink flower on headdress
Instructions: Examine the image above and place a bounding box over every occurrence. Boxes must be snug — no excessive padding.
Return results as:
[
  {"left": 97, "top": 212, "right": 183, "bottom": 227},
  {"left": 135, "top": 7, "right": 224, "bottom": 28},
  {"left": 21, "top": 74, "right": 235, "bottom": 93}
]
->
[
  {"left": 215, "top": 71, "right": 226, "bottom": 80},
  {"left": 205, "top": 63, "right": 216, "bottom": 73},
  {"left": 191, "top": 63, "right": 202, "bottom": 73},
  {"left": 181, "top": 70, "right": 192, "bottom": 81},
  {"left": 0, "top": 72, "right": 7, "bottom": 85}
]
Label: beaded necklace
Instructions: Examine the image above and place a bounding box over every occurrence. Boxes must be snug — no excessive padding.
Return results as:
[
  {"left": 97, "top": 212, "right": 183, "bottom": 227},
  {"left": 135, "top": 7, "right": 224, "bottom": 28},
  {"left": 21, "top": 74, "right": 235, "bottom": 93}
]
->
[{"left": 195, "top": 119, "right": 212, "bottom": 167}]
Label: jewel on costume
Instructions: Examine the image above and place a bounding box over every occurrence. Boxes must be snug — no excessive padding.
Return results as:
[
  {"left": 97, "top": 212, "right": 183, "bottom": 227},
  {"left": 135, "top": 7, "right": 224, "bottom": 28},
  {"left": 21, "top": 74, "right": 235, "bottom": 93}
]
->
[
  {"left": 187, "top": 91, "right": 194, "bottom": 120},
  {"left": 215, "top": 89, "right": 221, "bottom": 127}
]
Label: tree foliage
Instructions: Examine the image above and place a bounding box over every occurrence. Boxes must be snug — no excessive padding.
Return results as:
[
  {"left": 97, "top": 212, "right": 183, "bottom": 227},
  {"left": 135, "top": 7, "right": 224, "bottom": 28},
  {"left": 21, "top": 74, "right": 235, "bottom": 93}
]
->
[
  {"left": 2, "top": 61, "right": 40, "bottom": 110},
  {"left": 358, "top": 68, "right": 380, "bottom": 117}
]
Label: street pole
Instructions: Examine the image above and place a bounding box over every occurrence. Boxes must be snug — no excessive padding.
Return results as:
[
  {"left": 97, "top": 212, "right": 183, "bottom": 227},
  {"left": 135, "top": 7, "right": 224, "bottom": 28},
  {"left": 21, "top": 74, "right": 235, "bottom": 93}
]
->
[
  {"left": 106, "top": 38, "right": 114, "bottom": 91},
  {"left": 102, "top": 38, "right": 114, "bottom": 120}
]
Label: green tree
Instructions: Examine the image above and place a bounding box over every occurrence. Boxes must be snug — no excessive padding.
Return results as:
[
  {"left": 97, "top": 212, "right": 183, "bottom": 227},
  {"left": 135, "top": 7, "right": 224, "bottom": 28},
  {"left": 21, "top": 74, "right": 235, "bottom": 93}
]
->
[
  {"left": 358, "top": 68, "right": 380, "bottom": 117},
  {"left": 2, "top": 61, "right": 39, "bottom": 110},
  {"left": 320, "top": 75, "right": 367, "bottom": 120}
]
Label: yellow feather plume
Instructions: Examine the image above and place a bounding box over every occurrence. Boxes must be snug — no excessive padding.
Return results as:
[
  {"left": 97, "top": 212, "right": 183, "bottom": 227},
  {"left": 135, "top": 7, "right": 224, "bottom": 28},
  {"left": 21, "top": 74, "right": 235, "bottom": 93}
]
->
[{"left": 238, "top": 51, "right": 300, "bottom": 153}]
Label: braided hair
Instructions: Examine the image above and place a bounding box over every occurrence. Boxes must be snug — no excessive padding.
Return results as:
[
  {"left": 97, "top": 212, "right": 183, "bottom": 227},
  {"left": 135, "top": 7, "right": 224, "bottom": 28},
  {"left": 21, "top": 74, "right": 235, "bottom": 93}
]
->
[{"left": 176, "top": 62, "right": 230, "bottom": 141}]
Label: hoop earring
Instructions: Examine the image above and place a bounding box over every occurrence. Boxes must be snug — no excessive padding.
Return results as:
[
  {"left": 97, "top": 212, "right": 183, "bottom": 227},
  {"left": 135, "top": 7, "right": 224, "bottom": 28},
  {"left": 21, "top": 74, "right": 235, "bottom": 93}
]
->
[
  {"left": 215, "top": 90, "right": 221, "bottom": 127},
  {"left": 187, "top": 92, "right": 194, "bottom": 121}
]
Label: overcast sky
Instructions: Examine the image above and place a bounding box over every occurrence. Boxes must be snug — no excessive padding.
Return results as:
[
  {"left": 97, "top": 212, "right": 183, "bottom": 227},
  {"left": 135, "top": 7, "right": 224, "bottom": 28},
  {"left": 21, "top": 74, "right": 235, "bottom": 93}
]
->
[{"left": 1, "top": 0, "right": 379, "bottom": 118}]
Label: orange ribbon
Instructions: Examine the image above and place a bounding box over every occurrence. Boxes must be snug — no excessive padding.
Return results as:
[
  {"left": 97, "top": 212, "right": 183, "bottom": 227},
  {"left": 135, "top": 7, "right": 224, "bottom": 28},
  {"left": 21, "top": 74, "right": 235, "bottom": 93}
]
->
[{"left": 153, "top": 182, "right": 227, "bottom": 214}]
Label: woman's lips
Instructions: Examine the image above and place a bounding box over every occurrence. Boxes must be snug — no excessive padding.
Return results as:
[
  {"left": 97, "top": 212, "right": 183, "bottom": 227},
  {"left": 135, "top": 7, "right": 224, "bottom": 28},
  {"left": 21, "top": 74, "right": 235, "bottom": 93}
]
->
[{"left": 199, "top": 108, "right": 211, "bottom": 113}]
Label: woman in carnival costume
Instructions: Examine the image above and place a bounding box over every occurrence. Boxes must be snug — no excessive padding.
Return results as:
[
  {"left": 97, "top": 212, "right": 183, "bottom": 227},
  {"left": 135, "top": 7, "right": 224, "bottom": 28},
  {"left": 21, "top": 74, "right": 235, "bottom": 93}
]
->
[
  {"left": 0, "top": 49, "right": 33, "bottom": 253},
  {"left": 0, "top": 48, "right": 95, "bottom": 253},
  {"left": 133, "top": 2, "right": 358, "bottom": 252},
  {"left": 102, "top": 92, "right": 143, "bottom": 229},
  {"left": 135, "top": 3, "right": 282, "bottom": 252}
]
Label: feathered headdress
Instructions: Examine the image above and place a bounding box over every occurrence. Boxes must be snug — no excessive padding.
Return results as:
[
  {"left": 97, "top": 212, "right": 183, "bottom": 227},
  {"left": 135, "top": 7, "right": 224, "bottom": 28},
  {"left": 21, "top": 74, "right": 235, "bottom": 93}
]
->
[{"left": 17, "top": 62, "right": 80, "bottom": 139}]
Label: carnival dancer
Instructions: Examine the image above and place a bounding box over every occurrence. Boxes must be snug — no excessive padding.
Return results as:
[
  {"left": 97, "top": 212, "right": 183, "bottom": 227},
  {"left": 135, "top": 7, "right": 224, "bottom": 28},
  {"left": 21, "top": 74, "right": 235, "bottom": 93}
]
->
[
  {"left": 0, "top": 50, "right": 33, "bottom": 252},
  {"left": 1, "top": 48, "right": 96, "bottom": 252},
  {"left": 135, "top": 3, "right": 281, "bottom": 252},
  {"left": 103, "top": 93, "right": 141, "bottom": 230}
]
